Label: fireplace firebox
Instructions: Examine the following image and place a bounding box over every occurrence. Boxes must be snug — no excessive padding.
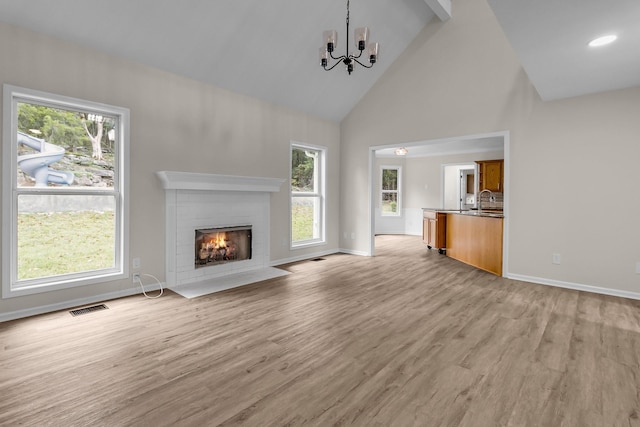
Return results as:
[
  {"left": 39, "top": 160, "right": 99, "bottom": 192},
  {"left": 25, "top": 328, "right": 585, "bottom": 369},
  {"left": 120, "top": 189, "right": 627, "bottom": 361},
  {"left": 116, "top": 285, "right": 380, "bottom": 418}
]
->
[{"left": 195, "top": 225, "right": 252, "bottom": 268}]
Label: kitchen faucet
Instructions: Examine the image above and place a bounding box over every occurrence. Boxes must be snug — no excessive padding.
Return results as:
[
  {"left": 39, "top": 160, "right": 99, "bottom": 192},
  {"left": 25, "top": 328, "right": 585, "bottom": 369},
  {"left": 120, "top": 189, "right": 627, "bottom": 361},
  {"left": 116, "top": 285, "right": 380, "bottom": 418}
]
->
[{"left": 477, "top": 189, "right": 495, "bottom": 211}]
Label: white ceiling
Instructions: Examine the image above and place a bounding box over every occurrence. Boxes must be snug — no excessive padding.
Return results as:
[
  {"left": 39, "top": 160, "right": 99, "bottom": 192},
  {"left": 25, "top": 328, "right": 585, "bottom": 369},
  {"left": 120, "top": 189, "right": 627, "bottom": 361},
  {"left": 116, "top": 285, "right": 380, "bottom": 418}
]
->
[
  {"left": 375, "top": 136, "right": 504, "bottom": 158},
  {"left": 487, "top": 0, "right": 640, "bottom": 101},
  {"left": 0, "top": 1, "right": 637, "bottom": 123},
  {"left": 0, "top": 0, "right": 436, "bottom": 122}
]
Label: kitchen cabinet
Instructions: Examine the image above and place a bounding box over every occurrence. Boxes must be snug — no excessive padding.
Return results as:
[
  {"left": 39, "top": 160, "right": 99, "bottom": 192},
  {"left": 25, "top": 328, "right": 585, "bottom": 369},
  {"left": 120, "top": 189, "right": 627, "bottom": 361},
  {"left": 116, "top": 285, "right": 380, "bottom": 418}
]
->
[
  {"left": 446, "top": 213, "right": 503, "bottom": 276},
  {"left": 476, "top": 159, "right": 504, "bottom": 192},
  {"left": 423, "top": 210, "right": 446, "bottom": 253}
]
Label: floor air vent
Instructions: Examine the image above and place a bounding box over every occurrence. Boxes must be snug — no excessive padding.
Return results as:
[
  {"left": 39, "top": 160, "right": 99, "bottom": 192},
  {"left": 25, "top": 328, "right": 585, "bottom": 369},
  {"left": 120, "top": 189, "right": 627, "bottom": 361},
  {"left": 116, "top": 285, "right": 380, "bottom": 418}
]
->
[
  {"left": 311, "top": 258, "right": 326, "bottom": 262},
  {"left": 70, "top": 304, "right": 108, "bottom": 317}
]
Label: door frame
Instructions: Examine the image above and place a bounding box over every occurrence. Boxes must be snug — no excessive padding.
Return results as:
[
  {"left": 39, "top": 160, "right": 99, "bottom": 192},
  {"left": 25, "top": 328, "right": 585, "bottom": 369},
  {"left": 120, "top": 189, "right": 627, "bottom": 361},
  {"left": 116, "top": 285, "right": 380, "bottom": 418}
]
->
[
  {"left": 367, "top": 130, "right": 510, "bottom": 277},
  {"left": 441, "top": 163, "right": 476, "bottom": 210}
]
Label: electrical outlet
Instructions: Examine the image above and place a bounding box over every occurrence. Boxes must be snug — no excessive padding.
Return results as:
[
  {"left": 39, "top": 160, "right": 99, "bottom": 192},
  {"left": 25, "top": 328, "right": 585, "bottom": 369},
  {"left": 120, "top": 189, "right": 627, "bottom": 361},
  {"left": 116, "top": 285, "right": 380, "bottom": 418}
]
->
[
  {"left": 132, "top": 273, "right": 141, "bottom": 283},
  {"left": 552, "top": 253, "right": 561, "bottom": 265},
  {"left": 636, "top": 262, "right": 640, "bottom": 274},
  {"left": 132, "top": 257, "right": 141, "bottom": 269}
]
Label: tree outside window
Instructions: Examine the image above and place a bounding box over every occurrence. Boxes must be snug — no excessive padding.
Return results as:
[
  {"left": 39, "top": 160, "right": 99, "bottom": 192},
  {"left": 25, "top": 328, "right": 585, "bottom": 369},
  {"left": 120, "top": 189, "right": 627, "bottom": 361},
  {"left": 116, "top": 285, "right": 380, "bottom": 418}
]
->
[
  {"left": 381, "top": 166, "right": 401, "bottom": 216},
  {"left": 3, "top": 85, "right": 129, "bottom": 297},
  {"left": 291, "top": 143, "right": 325, "bottom": 246}
]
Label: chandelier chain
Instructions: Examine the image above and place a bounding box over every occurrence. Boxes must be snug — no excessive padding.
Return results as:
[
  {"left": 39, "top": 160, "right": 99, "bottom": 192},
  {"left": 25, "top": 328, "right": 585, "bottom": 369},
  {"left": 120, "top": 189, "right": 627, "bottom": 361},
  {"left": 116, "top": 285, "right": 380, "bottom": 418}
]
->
[{"left": 346, "top": 0, "right": 350, "bottom": 26}]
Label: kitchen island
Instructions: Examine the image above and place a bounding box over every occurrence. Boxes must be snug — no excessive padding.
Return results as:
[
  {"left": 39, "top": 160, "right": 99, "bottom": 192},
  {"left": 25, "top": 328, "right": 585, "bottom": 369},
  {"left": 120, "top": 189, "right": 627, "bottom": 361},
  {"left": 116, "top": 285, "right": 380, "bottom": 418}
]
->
[{"left": 423, "top": 209, "right": 504, "bottom": 276}]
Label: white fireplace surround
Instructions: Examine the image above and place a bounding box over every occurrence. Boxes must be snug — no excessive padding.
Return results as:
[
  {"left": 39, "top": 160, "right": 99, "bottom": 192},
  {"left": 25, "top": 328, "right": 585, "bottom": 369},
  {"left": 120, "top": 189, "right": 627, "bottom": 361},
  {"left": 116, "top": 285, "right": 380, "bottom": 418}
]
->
[{"left": 157, "top": 171, "right": 286, "bottom": 295}]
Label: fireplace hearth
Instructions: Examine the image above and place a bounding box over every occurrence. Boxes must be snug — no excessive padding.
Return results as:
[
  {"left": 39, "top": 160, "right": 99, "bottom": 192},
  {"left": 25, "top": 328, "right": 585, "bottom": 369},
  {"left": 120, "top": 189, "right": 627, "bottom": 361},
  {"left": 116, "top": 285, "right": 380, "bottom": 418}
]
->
[{"left": 195, "top": 225, "right": 252, "bottom": 268}]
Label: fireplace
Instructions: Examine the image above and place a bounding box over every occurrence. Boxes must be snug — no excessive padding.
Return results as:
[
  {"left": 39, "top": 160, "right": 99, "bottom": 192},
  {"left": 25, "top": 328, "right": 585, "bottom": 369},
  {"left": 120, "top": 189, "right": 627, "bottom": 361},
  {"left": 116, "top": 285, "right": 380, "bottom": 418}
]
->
[
  {"left": 156, "top": 171, "right": 285, "bottom": 289},
  {"left": 195, "top": 225, "right": 252, "bottom": 268}
]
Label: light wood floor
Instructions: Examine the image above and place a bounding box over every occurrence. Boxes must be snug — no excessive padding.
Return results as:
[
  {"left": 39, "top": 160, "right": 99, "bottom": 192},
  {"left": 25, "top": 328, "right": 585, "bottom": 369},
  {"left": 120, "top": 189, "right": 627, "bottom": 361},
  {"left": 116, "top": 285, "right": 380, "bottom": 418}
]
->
[{"left": 1, "top": 235, "right": 639, "bottom": 426}]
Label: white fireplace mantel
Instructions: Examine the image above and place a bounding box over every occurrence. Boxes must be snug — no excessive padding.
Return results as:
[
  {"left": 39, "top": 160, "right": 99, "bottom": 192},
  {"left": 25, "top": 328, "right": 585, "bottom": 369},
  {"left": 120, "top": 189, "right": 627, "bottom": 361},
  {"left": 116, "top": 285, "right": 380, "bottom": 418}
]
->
[
  {"left": 157, "top": 170, "right": 287, "bottom": 294},
  {"left": 156, "top": 171, "right": 285, "bottom": 193}
]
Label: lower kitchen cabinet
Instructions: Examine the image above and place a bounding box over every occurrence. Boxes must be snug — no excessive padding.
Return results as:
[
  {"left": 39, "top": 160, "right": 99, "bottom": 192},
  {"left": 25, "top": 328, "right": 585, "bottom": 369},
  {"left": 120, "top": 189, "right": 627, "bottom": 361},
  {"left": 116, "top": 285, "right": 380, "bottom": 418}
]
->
[
  {"left": 445, "top": 213, "right": 503, "bottom": 276},
  {"left": 423, "top": 210, "right": 446, "bottom": 252}
]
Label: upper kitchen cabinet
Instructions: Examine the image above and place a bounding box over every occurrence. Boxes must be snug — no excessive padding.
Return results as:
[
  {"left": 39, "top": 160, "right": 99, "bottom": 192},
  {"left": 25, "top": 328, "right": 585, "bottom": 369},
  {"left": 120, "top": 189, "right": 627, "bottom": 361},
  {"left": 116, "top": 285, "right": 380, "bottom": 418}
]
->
[{"left": 476, "top": 159, "right": 504, "bottom": 192}]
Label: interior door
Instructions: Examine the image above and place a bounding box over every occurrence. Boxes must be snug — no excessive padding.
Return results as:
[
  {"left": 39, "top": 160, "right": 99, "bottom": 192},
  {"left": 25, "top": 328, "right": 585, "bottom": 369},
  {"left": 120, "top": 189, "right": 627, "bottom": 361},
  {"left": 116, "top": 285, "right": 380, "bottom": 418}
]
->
[{"left": 460, "top": 169, "right": 475, "bottom": 210}]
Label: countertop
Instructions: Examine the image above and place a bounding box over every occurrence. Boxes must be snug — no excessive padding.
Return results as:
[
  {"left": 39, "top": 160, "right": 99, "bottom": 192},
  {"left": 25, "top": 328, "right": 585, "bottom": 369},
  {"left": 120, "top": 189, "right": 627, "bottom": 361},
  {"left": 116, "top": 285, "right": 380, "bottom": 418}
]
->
[{"left": 423, "top": 208, "right": 504, "bottom": 218}]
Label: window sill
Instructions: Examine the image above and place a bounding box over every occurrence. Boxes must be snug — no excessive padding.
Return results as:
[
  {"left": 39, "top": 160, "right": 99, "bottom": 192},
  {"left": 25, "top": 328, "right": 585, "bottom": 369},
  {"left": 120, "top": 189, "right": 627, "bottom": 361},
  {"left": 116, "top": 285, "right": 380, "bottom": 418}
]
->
[{"left": 4, "top": 270, "right": 127, "bottom": 299}]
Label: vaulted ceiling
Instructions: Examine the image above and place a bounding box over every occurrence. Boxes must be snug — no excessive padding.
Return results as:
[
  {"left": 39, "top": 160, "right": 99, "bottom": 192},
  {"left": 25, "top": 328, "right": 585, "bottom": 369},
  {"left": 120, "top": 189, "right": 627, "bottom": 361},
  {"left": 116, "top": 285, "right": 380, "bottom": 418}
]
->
[
  {"left": 0, "top": 0, "right": 438, "bottom": 122},
  {"left": 0, "top": 0, "right": 638, "bottom": 123},
  {"left": 487, "top": 0, "right": 640, "bottom": 101}
]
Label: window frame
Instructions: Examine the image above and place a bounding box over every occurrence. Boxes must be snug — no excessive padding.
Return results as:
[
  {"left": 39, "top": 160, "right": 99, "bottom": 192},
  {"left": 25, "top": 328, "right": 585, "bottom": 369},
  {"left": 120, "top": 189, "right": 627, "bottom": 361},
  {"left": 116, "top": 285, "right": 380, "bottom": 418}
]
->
[
  {"left": 2, "top": 84, "right": 130, "bottom": 298},
  {"left": 290, "top": 142, "right": 326, "bottom": 248},
  {"left": 380, "top": 165, "right": 402, "bottom": 217}
]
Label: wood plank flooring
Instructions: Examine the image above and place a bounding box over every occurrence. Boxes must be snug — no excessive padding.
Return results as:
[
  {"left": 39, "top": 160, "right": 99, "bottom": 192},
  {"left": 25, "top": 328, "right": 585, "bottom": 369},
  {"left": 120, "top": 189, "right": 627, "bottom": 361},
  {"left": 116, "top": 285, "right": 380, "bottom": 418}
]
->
[{"left": 1, "top": 235, "right": 639, "bottom": 426}]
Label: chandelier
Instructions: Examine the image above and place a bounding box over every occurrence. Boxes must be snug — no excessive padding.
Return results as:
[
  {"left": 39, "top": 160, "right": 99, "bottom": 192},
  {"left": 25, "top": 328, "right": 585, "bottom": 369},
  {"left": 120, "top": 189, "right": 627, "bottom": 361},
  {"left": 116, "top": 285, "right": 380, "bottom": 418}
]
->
[{"left": 319, "top": 0, "right": 380, "bottom": 74}]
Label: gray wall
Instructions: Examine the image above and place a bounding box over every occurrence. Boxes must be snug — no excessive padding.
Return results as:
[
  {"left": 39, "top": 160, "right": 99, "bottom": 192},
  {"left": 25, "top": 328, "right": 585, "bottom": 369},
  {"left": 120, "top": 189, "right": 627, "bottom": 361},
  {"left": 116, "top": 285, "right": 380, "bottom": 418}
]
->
[
  {"left": 341, "top": 0, "right": 640, "bottom": 295},
  {"left": 374, "top": 150, "right": 503, "bottom": 235},
  {"left": 0, "top": 22, "right": 340, "bottom": 317}
]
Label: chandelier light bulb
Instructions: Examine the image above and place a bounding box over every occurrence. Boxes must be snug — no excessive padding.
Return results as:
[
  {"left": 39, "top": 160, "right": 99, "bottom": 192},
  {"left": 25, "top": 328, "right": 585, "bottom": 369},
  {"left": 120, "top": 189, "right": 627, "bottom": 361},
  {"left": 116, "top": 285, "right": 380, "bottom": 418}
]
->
[
  {"left": 354, "top": 27, "right": 369, "bottom": 50},
  {"left": 368, "top": 42, "right": 379, "bottom": 64},
  {"left": 323, "top": 30, "right": 338, "bottom": 52},
  {"left": 319, "top": 47, "right": 329, "bottom": 67}
]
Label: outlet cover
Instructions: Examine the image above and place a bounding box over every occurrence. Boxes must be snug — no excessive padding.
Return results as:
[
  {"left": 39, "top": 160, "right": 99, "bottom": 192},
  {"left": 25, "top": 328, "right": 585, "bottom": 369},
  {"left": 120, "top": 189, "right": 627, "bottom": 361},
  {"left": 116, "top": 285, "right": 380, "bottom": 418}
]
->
[
  {"left": 552, "top": 253, "right": 561, "bottom": 265},
  {"left": 132, "top": 257, "right": 141, "bottom": 269},
  {"left": 636, "top": 262, "right": 640, "bottom": 274}
]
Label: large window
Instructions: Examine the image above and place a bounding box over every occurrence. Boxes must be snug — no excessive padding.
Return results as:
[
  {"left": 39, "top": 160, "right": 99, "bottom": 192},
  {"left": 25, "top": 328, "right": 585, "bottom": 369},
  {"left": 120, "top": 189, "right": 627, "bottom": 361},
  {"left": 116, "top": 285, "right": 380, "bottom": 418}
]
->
[
  {"left": 2, "top": 85, "right": 129, "bottom": 297},
  {"left": 290, "top": 143, "right": 325, "bottom": 247},
  {"left": 381, "top": 166, "right": 401, "bottom": 216}
]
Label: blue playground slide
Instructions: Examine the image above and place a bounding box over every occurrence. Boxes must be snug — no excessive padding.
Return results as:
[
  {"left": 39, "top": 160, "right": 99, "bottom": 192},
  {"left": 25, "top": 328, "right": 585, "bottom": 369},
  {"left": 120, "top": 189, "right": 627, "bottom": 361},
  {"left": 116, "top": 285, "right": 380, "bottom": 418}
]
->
[{"left": 17, "top": 131, "right": 74, "bottom": 187}]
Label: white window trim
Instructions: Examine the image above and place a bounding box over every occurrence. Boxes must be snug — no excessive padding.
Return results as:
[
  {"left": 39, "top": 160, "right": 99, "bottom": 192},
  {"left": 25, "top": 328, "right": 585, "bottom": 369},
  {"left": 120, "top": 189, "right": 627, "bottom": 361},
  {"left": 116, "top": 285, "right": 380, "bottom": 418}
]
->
[
  {"left": 290, "top": 141, "right": 326, "bottom": 249},
  {"left": 2, "top": 84, "right": 130, "bottom": 298},
  {"left": 380, "top": 165, "right": 402, "bottom": 217}
]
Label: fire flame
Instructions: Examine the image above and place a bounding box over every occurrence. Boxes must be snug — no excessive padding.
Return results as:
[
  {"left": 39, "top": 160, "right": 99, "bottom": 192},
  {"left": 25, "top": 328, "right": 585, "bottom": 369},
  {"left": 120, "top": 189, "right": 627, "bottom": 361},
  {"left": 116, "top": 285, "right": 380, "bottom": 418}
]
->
[{"left": 206, "top": 232, "right": 228, "bottom": 250}]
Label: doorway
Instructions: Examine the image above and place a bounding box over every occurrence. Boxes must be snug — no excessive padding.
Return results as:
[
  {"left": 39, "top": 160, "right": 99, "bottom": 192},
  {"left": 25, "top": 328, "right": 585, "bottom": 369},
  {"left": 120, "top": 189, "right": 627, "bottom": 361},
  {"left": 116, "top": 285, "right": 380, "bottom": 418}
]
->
[
  {"left": 368, "top": 131, "right": 510, "bottom": 277},
  {"left": 460, "top": 169, "right": 475, "bottom": 210},
  {"left": 442, "top": 164, "right": 475, "bottom": 210}
]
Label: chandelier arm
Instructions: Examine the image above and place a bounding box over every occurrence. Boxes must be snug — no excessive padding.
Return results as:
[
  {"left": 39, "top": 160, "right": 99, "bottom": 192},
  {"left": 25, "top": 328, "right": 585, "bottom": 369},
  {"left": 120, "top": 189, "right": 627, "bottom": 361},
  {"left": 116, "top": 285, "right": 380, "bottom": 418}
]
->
[
  {"left": 323, "top": 60, "right": 347, "bottom": 72},
  {"left": 329, "top": 51, "right": 345, "bottom": 61},
  {"left": 353, "top": 58, "right": 373, "bottom": 69},
  {"left": 349, "top": 49, "right": 364, "bottom": 60}
]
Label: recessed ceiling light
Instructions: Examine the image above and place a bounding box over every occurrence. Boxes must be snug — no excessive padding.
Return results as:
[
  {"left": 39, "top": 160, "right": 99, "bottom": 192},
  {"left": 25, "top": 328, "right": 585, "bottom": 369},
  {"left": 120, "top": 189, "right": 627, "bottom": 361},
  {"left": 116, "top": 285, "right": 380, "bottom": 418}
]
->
[{"left": 588, "top": 34, "right": 617, "bottom": 47}]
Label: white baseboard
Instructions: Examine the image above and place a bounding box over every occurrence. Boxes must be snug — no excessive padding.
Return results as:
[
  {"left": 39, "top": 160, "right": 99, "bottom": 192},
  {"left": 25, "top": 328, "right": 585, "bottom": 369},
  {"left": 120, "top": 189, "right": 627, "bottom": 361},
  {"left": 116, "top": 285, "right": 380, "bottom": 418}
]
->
[
  {"left": 338, "top": 248, "right": 371, "bottom": 257},
  {"left": 506, "top": 273, "right": 640, "bottom": 301},
  {"left": 9, "top": 265, "right": 634, "bottom": 323},
  {"left": 0, "top": 283, "right": 163, "bottom": 323},
  {"left": 270, "top": 248, "right": 342, "bottom": 266}
]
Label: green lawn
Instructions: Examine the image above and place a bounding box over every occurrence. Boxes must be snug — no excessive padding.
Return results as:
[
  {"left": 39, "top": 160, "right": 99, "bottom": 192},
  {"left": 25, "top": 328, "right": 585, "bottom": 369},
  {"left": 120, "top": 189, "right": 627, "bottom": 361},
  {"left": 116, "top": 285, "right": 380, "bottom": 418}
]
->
[
  {"left": 17, "top": 211, "right": 115, "bottom": 280},
  {"left": 18, "top": 204, "right": 312, "bottom": 280},
  {"left": 292, "top": 203, "right": 314, "bottom": 242}
]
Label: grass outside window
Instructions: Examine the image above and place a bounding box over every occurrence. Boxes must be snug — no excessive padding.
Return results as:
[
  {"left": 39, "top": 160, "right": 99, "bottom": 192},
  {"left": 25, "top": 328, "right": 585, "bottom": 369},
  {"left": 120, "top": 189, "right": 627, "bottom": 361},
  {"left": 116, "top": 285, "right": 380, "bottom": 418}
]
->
[{"left": 17, "top": 210, "right": 115, "bottom": 280}]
